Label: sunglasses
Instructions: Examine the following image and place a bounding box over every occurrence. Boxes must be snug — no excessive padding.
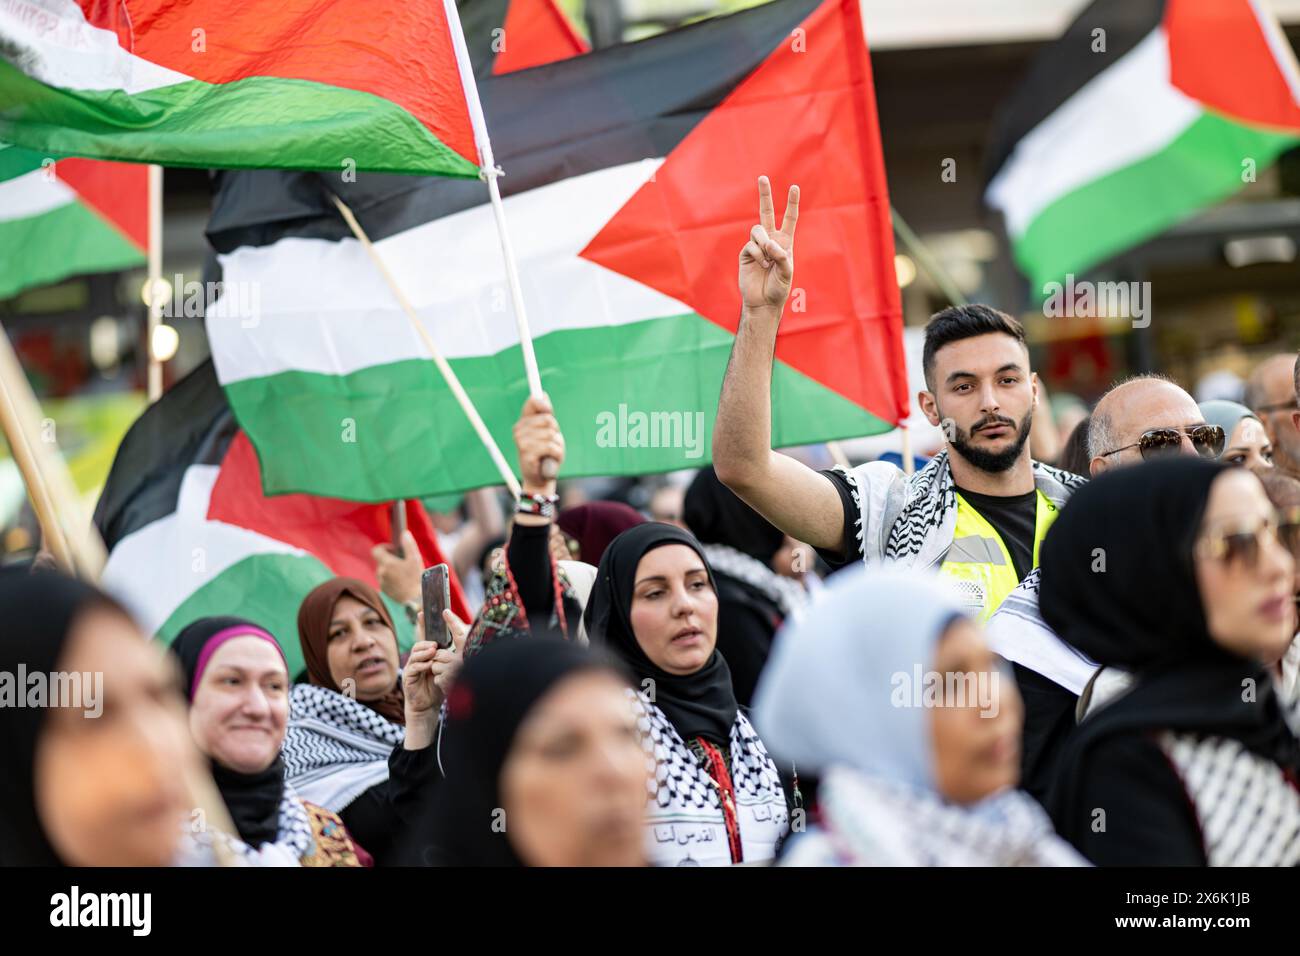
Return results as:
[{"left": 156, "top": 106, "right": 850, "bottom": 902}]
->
[
  {"left": 1197, "top": 515, "right": 1285, "bottom": 570},
  {"left": 1100, "top": 424, "right": 1225, "bottom": 461}
]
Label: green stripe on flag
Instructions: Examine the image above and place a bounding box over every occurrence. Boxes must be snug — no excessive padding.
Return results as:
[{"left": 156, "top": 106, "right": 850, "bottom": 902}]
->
[
  {"left": 0, "top": 142, "right": 60, "bottom": 181},
  {"left": 1015, "top": 110, "right": 1299, "bottom": 292},
  {"left": 0, "top": 199, "right": 144, "bottom": 299},
  {"left": 155, "top": 552, "right": 417, "bottom": 678},
  {"left": 0, "top": 61, "right": 480, "bottom": 177},
  {"left": 225, "top": 313, "right": 891, "bottom": 501}
]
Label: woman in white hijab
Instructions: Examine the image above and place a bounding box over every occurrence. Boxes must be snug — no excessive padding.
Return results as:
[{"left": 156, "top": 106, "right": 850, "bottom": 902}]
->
[{"left": 752, "top": 567, "right": 1085, "bottom": 867}]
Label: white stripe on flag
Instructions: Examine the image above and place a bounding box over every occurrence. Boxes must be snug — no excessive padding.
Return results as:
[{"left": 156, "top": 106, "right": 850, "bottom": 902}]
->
[
  {"left": 208, "top": 158, "right": 694, "bottom": 383},
  {"left": 0, "top": 168, "right": 76, "bottom": 220},
  {"left": 3, "top": 0, "right": 192, "bottom": 94},
  {"left": 986, "top": 27, "right": 1200, "bottom": 239},
  {"left": 100, "top": 465, "right": 307, "bottom": 636}
]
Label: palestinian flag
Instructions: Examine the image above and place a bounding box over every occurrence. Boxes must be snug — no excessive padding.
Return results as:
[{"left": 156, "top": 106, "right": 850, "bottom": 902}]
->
[
  {"left": 0, "top": 0, "right": 480, "bottom": 177},
  {"left": 459, "top": 0, "right": 589, "bottom": 76},
  {"left": 94, "top": 360, "right": 471, "bottom": 676},
  {"left": 0, "top": 145, "right": 145, "bottom": 299},
  {"left": 205, "top": 0, "right": 906, "bottom": 501},
  {"left": 986, "top": 0, "right": 1300, "bottom": 291}
]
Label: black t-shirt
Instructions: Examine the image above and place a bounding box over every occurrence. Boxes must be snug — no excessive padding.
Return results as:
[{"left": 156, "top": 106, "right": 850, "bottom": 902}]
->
[
  {"left": 952, "top": 485, "right": 1038, "bottom": 580},
  {"left": 816, "top": 469, "right": 1038, "bottom": 578}
]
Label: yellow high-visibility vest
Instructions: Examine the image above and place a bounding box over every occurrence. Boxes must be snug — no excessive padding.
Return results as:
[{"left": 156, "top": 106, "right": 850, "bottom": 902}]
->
[{"left": 940, "top": 490, "right": 1058, "bottom": 622}]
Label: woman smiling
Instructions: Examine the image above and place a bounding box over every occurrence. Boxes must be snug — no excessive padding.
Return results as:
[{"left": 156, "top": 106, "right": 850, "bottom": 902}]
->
[{"left": 171, "top": 617, "right": 367, "bottom": 866}]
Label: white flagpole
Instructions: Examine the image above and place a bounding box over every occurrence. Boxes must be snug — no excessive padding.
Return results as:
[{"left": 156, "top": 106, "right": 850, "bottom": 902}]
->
[
  {"left": 147, "top": 164, "right": 164, "bottom": 402},
  {"left": 443, "top": 0, "right": 557, "bottom": 478}
]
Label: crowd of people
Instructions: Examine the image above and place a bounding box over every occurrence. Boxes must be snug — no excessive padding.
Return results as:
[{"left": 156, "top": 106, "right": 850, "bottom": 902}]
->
[{"left": 5, "top": 178, "right": 1300, "bottom": 867}]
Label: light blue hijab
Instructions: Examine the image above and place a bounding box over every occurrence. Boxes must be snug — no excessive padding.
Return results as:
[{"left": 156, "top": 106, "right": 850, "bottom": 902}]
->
[
  {"left": 1198, "top": 400, "right": 1260, "bottom": 456},
  {"left": 752, "top": 566, "right": 971, "bottom": 791}
]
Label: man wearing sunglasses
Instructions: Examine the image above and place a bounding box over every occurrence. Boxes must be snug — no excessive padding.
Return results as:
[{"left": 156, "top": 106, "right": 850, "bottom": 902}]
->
[
  {"left": 1245, "top": 353, "right": 1300, "bottom": 480},
  {"left": 1087, "top": 375, "right": 1222, "bottom": 473}
]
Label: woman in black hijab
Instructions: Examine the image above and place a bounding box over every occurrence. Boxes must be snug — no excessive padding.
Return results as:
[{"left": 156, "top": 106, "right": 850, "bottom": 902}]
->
[
  {"left": 584, "top": 522, "right": 790, "bottom": 865},
  {"left": 1040, "top": 458, "right": 1300, "bottom": 865},
  {"left": 171, "top": 616, "right": 368, "bottom": 866},
  {"left": 399, "top": 639, "right": 647, "bottom": 866},
  {"left": 683, "top": 467, "right": 808, "bottom": 706},
  {"left": 0, "top": 568, "right": 194, "bottom": 866}
]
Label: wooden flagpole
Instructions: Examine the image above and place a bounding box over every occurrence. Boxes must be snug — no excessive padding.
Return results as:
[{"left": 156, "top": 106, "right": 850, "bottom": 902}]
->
[
  {"left": 0, "top": 353, "right": 73, "bottom": 569},
  {"left": 0, "top": 320, "right": 107, "bottom": 577}
]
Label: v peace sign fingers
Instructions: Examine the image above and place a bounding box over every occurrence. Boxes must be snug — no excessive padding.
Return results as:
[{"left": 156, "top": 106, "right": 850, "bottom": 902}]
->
[{"left": 740, "top": 174, "right": 800, "bottom": 314}]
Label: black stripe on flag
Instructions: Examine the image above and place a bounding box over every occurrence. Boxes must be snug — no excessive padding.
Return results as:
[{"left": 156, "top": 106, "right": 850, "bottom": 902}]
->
[
  {"left": 93, "top": 360, "right": 235, "bottom": 550},
  {"left": 458, "top": 0, "right": 515, "bottom": 78}
]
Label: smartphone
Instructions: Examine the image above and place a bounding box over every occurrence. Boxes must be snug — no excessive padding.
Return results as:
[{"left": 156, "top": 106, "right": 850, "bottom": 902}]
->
[{"left": 421, "top": 563, "right": 452, "bottom": 648}]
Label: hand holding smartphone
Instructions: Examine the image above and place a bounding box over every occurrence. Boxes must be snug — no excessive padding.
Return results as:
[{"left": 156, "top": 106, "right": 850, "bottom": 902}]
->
[{"left": 420, "top": 563, "right": 452, "bottom": 648}]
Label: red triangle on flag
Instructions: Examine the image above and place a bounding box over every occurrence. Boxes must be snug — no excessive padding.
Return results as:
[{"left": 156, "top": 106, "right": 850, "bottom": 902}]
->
[
  {"left": 56, "top": 158, "right": 149, "bottom": 252},
  {"left": 206, "top": 431, "right": 471, "bottom": 622},
  {"left": 579, "top": 0, "right": 907, "bottom": 424},
  {"left": 77, "top": 0, "right": 479, "bottom": 166},
  {"left": 493, "top": 0, "right": 589, "bottom": 74},
  {"left": 1166, "top": 0, "right": 1300, "bottom": 131}
]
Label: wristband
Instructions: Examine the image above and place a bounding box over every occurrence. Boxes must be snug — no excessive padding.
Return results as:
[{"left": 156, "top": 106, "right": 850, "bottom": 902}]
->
[{"left": 516, "top": 491, "right": 559, "bottom": 520}]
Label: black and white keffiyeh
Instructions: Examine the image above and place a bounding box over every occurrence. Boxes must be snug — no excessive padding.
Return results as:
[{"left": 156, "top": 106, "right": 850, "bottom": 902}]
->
[
  {"left": 986, "top": 568, "right": 1102, "bottom": 694},
  {"left": 177, "top": 783, "right": 316, "bottom": 867},
  {"left": 781, "top": 766, "right": 1086, "bottom": 867},
  {"left": 282, "top": 683, "right": 405, "bottom": 812},
  {"left": 835, "top": 450, "right": 1084, "bottom": 569},
  {"left": 634, "top": 692, "right": 788, "bottom": 867},
  {"left": 1159, "top": 732, "right": 1300, "bottom": 866}
]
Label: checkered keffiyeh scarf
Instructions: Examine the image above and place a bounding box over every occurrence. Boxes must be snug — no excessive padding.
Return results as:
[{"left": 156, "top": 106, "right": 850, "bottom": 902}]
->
[
  {"left": 1159, "top": 732, "right": 1300, "bottom": 866},
  {"left": 282, "top": 683, "right": 405, "bottom": 812},
  {"left": 835, "top": 450, "right": 1085, "bottom": 569},
  {"left": 783, "top": 765, "right": 1086, "bottom": 867},
  {"left": 634, "top": 692, "right": 788, "bottom": 866},
  {"left": 177, "top": 783, "right": 317, "bottom": 867}
]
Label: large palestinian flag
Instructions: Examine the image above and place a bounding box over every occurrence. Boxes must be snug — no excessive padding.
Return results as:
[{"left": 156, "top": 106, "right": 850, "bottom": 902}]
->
[
  {"left": 205, "top": 0, "right": 906, "bottom": 501},
  {"left": 94, "top": 361, "right": 470, "bottom": 676},
  {"left": 459, "top": 0, "right": 589, "bottom": 76},
  {"left": 986, "top": 0, "right": 1300, "bottom": 291},
  {"left": 0, "top": 145, "right": 146, "bottom": 299},
  {"left": 0, "top": 0, "right": 480, "bottom": 176}
]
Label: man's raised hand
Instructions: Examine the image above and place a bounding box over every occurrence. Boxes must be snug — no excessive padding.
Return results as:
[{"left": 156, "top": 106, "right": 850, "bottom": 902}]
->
[{"left": 738, "top": 175, "right": 799, "bottom": 315}]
